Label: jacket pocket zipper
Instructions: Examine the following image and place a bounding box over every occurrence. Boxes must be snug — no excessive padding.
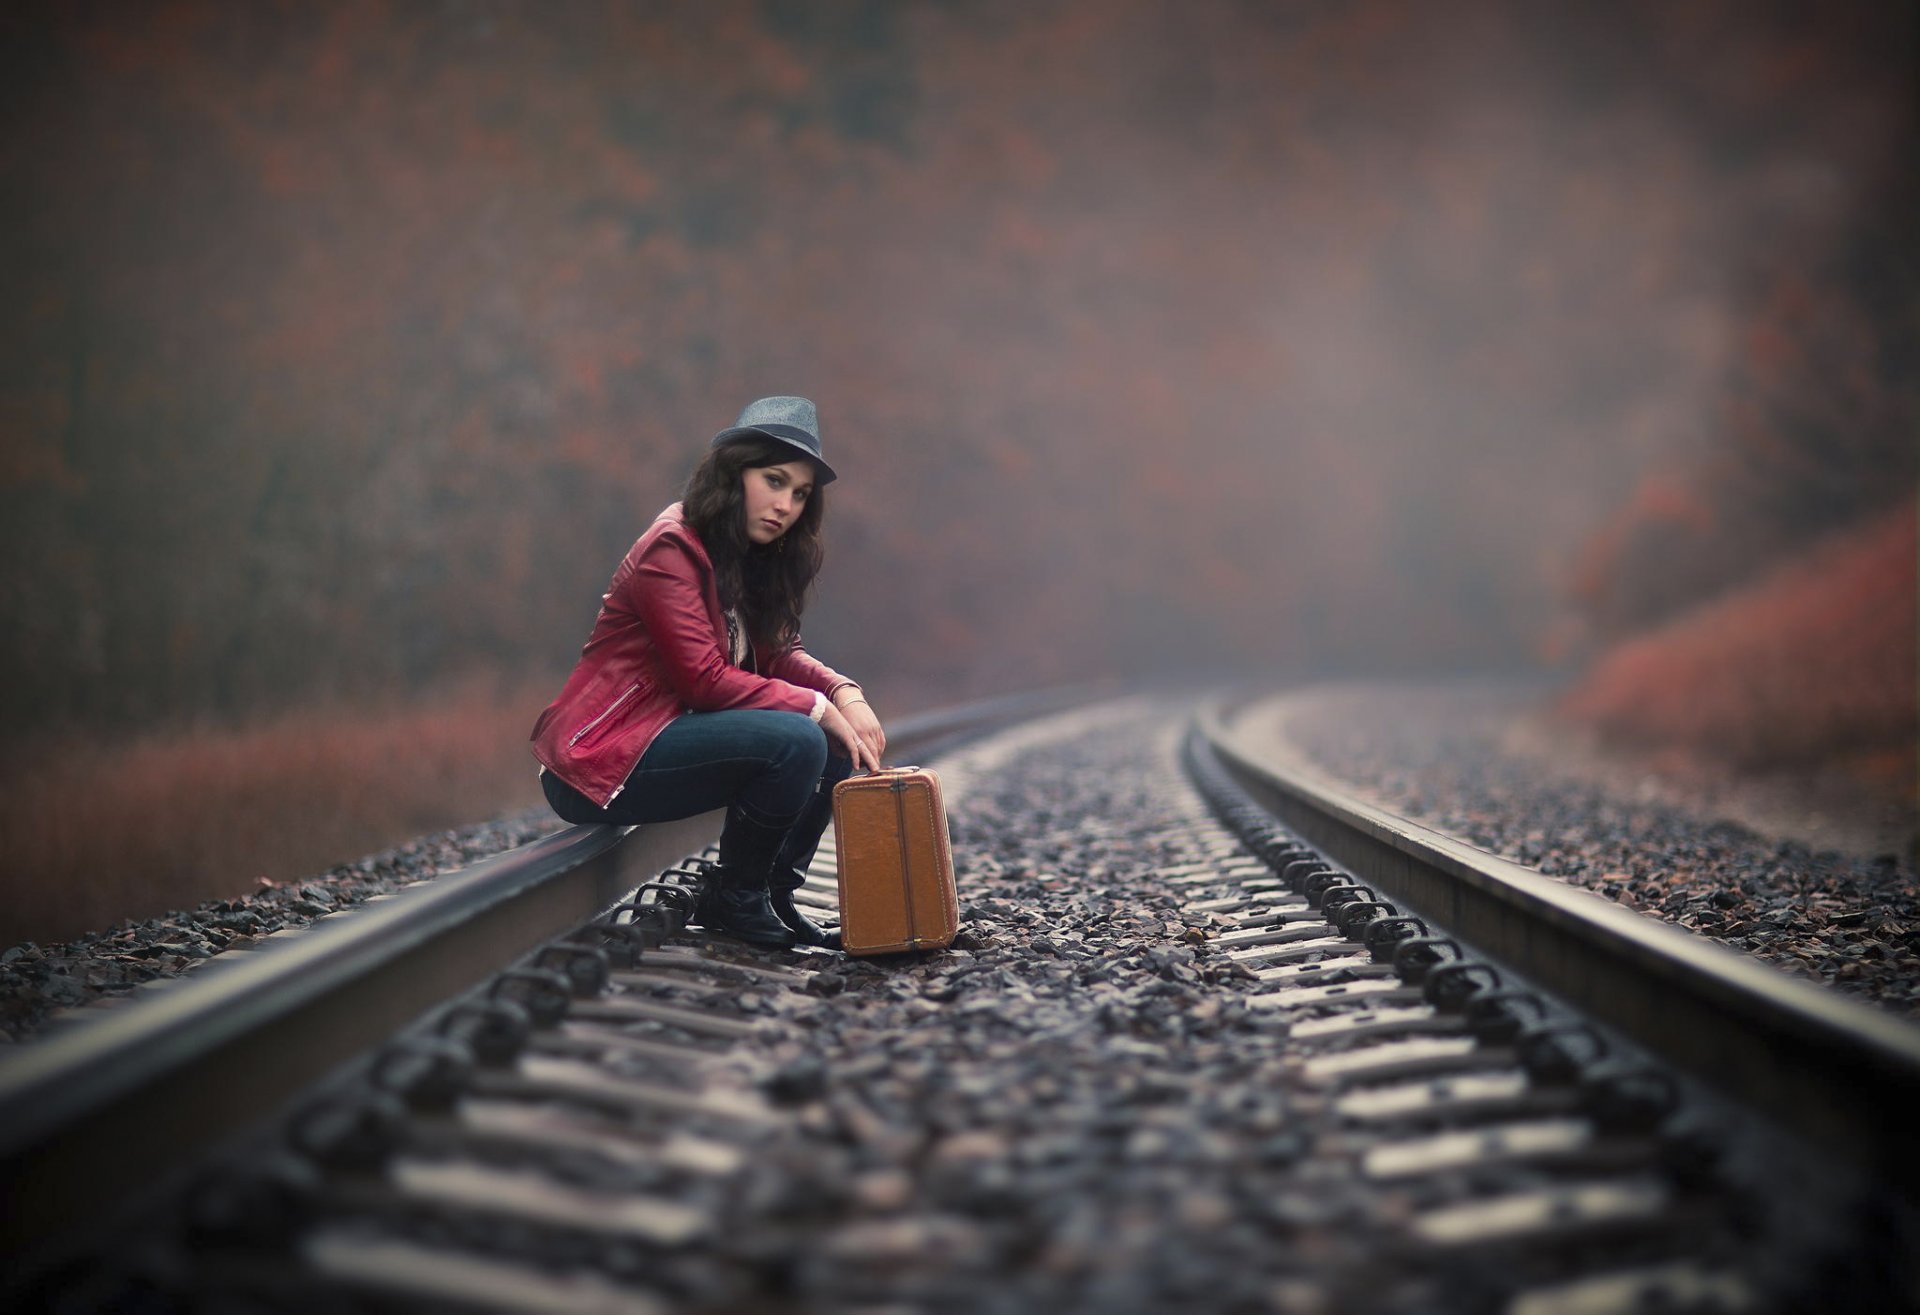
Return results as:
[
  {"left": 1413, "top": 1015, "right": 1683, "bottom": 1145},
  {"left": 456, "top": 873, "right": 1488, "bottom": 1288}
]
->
[{"left": 569, "top": 684, "right": 639, "bottom": 747}]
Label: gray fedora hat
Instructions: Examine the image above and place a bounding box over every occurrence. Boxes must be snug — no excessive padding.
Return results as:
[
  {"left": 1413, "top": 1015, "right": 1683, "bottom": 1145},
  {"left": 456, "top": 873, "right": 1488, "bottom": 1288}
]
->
[{"left": 710, "top": 395, "right": 838, "bottom": 484}]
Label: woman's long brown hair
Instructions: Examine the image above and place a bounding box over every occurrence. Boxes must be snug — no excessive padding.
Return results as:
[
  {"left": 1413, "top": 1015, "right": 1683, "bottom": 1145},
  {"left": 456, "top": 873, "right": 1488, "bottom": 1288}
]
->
[{"left": 681, "top": 436, "right": 826, "bottom": 653}]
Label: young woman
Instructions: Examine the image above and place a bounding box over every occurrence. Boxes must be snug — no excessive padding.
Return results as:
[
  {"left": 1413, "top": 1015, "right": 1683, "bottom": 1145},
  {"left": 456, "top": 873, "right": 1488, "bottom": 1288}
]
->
[{"left": 530, "top": 396, "right": 884, "bottom": 951}]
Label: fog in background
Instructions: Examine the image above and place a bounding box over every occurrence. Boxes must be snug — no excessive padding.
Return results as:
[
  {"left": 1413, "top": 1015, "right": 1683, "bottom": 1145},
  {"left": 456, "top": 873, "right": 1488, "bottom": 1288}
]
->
[{"left": 2, "top": 0, "right": 1912, "bottom": 741}]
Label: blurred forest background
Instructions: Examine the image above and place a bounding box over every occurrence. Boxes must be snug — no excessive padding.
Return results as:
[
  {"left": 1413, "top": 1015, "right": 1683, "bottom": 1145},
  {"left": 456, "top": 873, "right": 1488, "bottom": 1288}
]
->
[{"left": 1, "top": 0, "right": 1913, "bottom": 940}]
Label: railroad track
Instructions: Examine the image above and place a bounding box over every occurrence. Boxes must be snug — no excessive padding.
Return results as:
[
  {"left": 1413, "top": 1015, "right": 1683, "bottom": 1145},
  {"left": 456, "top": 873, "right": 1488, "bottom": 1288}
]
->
[
  {"left": 4, "top": 691, "right": 1916, "bottom": 1312},
  {"left": 1191, "top": 694, "right": 1920, "bottom": 1312},
  {"left": 0, "top": 689, "right": 1089, "bottom": 1299}
]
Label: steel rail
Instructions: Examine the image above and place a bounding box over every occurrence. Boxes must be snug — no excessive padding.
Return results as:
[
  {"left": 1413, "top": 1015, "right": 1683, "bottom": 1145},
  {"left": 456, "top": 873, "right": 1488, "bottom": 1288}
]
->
[
  {"left": 0, "top": 684, "right": 1103, "bottom": 1260},
  {"left": 1196, "top": 692, "right": 1920, "bottom": 1197}
]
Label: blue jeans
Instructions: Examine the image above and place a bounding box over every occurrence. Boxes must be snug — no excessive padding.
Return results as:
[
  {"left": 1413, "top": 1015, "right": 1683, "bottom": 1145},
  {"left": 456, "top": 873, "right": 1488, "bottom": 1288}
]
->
[{"left": 542, "top": 711, "right": 851, "bottom": 872}]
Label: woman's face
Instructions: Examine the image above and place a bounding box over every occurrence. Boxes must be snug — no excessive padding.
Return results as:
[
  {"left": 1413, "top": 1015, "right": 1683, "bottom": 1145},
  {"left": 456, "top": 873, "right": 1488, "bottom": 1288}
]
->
[{"left": 742, "top": 460, "right": 815, "bottom": 544}]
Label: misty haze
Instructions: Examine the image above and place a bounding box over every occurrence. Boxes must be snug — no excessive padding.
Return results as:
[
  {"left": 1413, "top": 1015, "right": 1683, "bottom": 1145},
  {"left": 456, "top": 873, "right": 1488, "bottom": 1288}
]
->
[{"left": 0, "top": 1, "right": 1911, "bottom": 940}]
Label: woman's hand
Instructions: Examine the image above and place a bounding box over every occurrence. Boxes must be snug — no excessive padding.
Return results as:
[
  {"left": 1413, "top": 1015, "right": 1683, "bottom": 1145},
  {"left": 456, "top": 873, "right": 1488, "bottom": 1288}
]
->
[
  {"left": 840, "top": 697, "right": 885, "bottom": 768},
  {"left": 821, "top": 700, "right": 883, "bottom": 774}
]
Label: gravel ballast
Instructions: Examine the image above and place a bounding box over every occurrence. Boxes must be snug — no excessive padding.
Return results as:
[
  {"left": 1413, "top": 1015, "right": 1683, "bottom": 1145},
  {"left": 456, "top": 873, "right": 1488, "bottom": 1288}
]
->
[
  {"left": 1270, "top": 681, "right": 1920, "bottom": 1019},
  {"left": 706, "top": 702, "right": 1391, "bottom": 1311},
  {"left": 0, "top": 807, "right": 560, "bottom": 1044}
]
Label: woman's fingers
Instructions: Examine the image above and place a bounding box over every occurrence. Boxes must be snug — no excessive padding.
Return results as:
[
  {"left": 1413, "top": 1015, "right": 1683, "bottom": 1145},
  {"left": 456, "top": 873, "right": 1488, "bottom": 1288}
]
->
[
  {"left": 826, "top": 700, "right": 888, "bottom": 773},
  {"left": 829, "top": 714, "right": 874, "bottom": 773},
  {"left": 821, "top": 708, "right": 853, "bottom": 764},
  {"left": 843, "top": 703, "right": 886, "bottom": 766}
]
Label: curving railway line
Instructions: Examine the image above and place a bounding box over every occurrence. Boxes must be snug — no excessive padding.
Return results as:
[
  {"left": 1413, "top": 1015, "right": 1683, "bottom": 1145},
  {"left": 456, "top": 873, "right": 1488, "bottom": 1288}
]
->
[{"left": 3, "top": 690, "right": 1916, "bottom": 1313}]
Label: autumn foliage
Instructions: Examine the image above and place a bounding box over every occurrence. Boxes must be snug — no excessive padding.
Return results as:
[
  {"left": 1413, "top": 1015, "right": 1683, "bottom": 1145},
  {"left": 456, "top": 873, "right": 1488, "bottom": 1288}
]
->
[
  {"left": 1555, "top": 73, "right": 1915, "bottom": 794},
  {"left": 0, "top": 684, "right": 546, "bottom": 945},
  {"left": 3, "top": 0, "right": 1912, "bottom": 739},
  {"left": 1558, "top": 500, "right": 1916, "bottom": 791}
]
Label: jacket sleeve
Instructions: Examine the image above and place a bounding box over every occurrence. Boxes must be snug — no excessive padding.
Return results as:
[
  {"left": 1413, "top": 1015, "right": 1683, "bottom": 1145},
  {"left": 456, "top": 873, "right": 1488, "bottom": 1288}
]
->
[
  {"left": 629, "top": 537, "right": 820, "bottom": 715},
  {"left": 763, "top": 639, "right": 854, "bottom": 697}
]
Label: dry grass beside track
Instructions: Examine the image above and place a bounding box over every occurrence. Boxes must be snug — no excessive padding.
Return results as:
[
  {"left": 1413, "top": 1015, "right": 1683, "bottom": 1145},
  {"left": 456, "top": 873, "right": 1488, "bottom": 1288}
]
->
[{"left": 0, "top": 684, "right": 548, "bottom": 947}]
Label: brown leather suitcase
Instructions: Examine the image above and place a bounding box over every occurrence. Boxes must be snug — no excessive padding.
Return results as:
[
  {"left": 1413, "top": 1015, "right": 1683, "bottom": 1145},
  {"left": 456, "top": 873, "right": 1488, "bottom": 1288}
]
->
[{"left": 831, "top": 766, "right": 958, "bottom": 956}]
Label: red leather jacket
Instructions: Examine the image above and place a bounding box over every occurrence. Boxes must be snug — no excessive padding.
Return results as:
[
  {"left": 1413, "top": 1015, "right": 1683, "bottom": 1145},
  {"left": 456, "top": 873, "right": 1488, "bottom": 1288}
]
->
[{"left": 530, "top": 503, "right": 853, "bottom": 806}]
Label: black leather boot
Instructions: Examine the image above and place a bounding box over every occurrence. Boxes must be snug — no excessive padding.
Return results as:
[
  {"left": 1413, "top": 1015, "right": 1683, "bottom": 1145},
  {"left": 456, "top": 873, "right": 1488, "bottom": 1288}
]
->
[
  {"left": 704, "top": 885, "right": 797, "bottom": 948},
  {"left": 768, "top": 883, "right": 840, "bottom": 951},
  {"left": 766, "top": 758, "right": 851, "bottom": 950},
  {"left": 699, "top": 811, "right": 797, "bottom": 950}
]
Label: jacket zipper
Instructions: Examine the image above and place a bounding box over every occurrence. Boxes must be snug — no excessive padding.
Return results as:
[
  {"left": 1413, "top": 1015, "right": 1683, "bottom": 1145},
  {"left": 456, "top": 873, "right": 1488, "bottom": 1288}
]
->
[{"left": 569, "top": 683, "right": 639, "bottom": 747}]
